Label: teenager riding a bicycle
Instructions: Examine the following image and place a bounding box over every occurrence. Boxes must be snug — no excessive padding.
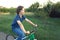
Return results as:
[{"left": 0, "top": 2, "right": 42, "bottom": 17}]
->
[{"left": 11, "top": 6, "right": 37, "bottom": 40}]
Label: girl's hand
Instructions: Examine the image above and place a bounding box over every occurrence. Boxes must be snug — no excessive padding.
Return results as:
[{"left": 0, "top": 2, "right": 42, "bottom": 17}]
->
[
  {"left": 26, "top": 31, "right": 30, "bottom": 34},
  {"left": 34, "top": 24, "right": 38, "bottom": 27}
]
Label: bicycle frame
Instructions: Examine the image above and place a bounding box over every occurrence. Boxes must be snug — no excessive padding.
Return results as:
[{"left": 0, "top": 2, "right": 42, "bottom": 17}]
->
[
  {"left": 28, "top": 32, "right": 35, "bottom": 40},
  {"left": 23, "top": 27, "right": 37, "bottom": 40},
  {"left": 6, "top": 27, "right": 37, "bottom": 40},
  {"left": 22, "top": 32, "right": 35, "bottom": 40}
]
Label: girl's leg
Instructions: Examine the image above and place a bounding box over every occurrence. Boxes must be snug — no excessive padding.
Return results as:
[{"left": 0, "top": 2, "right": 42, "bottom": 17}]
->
[{"left": 12, "top": 28, "right": 25, "bottom": 40}]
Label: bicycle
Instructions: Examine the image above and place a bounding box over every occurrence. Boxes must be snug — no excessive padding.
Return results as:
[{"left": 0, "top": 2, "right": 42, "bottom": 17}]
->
[{"left": 6, "top": 27, "right": 38, "bottom": 40}]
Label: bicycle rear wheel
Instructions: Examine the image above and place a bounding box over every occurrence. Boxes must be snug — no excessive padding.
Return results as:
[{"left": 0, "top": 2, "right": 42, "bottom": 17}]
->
[{"left": 6, "top": 34, "right": 15, "bottom": 40}]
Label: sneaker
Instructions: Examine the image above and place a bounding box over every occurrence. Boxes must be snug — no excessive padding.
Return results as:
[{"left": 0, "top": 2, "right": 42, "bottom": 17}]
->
[
  {"left": 14, "top": 39, "right": 16, "bottom": 40},
  {"left": 34, "top": 39, "right": 37, "bottom": 40}
]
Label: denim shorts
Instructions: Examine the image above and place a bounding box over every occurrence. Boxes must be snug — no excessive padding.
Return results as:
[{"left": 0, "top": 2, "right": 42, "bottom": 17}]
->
[{"left": 12, "top": 27, "right": 25, "bottom": 40}]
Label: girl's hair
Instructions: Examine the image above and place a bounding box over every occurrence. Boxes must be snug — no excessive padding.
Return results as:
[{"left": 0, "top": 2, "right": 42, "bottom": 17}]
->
[{"left": 16, "top": 6, "right": 24, "bottom": 14}]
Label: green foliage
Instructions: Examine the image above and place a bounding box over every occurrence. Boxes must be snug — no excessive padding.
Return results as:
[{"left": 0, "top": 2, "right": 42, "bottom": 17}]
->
[
  {"left": 43, "top": 3, "right": 52, "bottom": 13},
  {"left": 0, "top": 8, "right": 9, "bottom": 13},
  {"left": 0, "top": 14, "right": 60, "bottom": 40},
  {"left": 26, "top": 2, "right": 49, "bottom": 17},
  {"left": 49, "top": 2, "right": 60, "bottom": 17},
  {"left": 27, "top": 2, "right": 60, "bottom": 18},
  {"left": 53, "top": 2, "right": 60, "bottom": 12},
  {"left": 9, "top": 7, "right": 16, "bottom": 15},
  {"left": 29, "top": 2, "right": 39, "bottom": 12},
  {"left": 26, "top": 2, "right": 39, "bottom": 12},
  {"left": 0, "top": 7, "right": 16, "bottom": 15},
  {"left": 34, "top": 9, "right": 48, "bottom": 17}
]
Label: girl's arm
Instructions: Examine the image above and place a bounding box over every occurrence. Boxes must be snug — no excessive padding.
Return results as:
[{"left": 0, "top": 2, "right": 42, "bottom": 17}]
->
[
  {"left": 25, "top": 18, "right": 37, "bottom": 27},
  {"left": 17, "top": 20, "right": 30, "bottom": 34}
]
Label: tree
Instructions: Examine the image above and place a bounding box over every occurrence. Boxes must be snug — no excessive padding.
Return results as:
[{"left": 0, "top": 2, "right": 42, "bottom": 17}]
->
[
  {"left": 28, "top": 2, "right": 39, "bottom": 12},
  {"left": 9, "top": 7, "right": 16, "bottom": 15},
  {"left": 49, "top": 2, "right": 60, "bottom": 18}
]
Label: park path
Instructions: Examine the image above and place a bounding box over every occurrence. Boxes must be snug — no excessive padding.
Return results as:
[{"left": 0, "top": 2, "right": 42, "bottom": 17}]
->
[
  {"left": 0, "top": 32, "right": 14, "bottom": 40},
  {"left": 0, "top": 32, "right": 37, "bottom": 40},
  {"left": 0, "top": 32, "right": 6, "bottom": 40}
]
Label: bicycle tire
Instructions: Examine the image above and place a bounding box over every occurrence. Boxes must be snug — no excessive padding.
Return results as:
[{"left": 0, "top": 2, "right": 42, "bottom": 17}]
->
[{"left": 6, "top": 34, "right": 15, "bottom": 40}]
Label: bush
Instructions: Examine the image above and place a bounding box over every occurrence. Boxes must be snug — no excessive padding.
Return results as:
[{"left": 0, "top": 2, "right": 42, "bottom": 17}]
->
[
  {"left": 34, "top": 9, "right": 48, "bottom": 18},
  {"left": 26, "top": 2, "right": 39, "bottom": 12},
  {"left": 0, "top": 8, "right": 9, "bottom": 13},
  {"left": 27, "top": 2, "right": 50, "bottom": 18},
  {"left": 9, "top": 7, "right": 16, "bottom": 15},
  {"left": 0, "top": 7, "right": 16, "bottom": 15},
  {"left": 49, "top": 2, "right": 60, "bottom": 18}
]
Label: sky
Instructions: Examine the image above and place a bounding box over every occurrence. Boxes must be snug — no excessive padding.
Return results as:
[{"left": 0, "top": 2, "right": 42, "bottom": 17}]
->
[{"left": 0, "top": 0, "right": 60, "bottom": 8}]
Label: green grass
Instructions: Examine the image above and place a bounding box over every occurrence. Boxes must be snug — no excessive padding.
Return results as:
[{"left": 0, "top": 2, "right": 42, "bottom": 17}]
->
[{"left": 0, "top": 13, "right": 60, "bottom": 40}]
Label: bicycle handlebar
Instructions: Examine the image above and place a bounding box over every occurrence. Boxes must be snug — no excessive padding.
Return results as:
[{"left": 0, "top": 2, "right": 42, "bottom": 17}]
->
[{"left": 30, "top": 27, "right": 38, "bottom": 33}]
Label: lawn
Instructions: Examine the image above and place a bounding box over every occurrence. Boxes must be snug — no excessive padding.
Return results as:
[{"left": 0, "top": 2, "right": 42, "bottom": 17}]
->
[{"left": 0, "top": 12, "right": 60, "bottom": 40}]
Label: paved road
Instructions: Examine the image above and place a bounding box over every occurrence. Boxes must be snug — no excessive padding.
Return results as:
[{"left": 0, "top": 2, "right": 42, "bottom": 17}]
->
[
  {"left": 0, "top": 32, "right": 14, "bottom": 40},
  {"left": 0, "top": 32, "right": 37, "bottom": 40}
]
